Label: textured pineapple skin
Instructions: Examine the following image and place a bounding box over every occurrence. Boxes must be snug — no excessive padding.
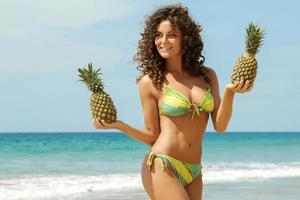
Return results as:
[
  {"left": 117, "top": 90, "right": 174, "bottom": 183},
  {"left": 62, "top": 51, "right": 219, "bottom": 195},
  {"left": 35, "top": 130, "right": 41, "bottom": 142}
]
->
[
  {"left": 90, "top": 92, "right": 117, "bottom": 123},
  {"left": 231, "top": 54, "right": 257, "bottom": 84}
]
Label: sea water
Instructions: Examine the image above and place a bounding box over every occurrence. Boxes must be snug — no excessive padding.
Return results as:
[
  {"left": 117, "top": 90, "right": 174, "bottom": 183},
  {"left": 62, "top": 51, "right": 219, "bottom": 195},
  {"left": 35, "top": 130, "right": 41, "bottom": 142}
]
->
[{"left": 0, "top": 132, "right": 299, "bottom": 200}]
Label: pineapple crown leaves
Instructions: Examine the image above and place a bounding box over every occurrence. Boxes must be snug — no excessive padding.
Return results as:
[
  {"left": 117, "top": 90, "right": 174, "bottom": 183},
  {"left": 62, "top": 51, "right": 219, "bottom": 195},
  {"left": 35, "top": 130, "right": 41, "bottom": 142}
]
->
[
  {"left": 245, "top": 22, "right": 265, "bottom": 56},
  {"left": 78, "top": 62, "right": 104, "bottom": 93}
]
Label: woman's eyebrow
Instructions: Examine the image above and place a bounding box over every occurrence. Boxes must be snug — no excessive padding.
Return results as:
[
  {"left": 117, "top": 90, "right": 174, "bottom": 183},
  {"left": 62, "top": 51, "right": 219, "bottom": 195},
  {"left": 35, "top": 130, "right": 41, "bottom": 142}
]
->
[{"left": 156, "top": 30, "right": 177, "bottom": 34}]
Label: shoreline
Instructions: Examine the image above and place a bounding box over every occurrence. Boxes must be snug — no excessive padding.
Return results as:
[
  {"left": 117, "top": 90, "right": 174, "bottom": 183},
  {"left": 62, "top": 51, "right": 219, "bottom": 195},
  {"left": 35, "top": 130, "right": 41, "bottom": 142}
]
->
[{"left": 70, "top": 177, "right": 300, "bottom": 200}]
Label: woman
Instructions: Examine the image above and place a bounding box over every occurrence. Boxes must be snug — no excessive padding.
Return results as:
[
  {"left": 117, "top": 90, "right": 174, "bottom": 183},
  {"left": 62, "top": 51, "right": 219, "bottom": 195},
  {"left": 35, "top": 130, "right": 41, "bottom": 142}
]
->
[{"left": 93, "top": 4, "right": 252, "bottom": 200}]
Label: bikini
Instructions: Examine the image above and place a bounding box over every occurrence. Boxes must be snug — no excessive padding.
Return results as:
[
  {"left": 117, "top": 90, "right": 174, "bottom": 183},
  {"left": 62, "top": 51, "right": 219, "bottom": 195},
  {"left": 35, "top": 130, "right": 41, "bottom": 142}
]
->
[
  {"left": 160, "top": 85, "right": 214, "bottom": 119},
  {"left": 146, "top": 84, "right": 214, "bottom": 187}
]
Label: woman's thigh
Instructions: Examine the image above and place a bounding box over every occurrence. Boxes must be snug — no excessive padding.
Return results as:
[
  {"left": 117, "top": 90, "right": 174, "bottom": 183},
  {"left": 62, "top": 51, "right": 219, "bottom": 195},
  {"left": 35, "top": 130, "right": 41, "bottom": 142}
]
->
[
  {"left": 141, "top": 157, "right": 190, "bottom": 200},
  {"left": 185, "top": 174, "right": 203, "bottom": 200}
]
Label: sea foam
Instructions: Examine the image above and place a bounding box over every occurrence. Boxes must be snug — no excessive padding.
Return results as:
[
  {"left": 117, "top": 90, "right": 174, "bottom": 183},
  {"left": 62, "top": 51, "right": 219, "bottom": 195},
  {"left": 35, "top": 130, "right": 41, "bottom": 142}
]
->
[
  {"left": 1, "top": 162, "right": 300, "bottom": 200},
  {"left": 203, "top": 161, "right": 300, "bottom": 183}
]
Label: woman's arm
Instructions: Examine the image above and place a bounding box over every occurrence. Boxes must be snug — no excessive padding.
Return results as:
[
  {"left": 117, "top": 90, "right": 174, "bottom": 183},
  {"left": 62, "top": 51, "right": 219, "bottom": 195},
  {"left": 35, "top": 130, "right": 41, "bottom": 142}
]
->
[
  {"left": 93, "top": 74, "right": 161, "bottom": 146},
  {"left": 207, "top": 68, "right": 253, "bottom": 133},
  {"left": 93, "top": 119, "right": 158, "bottom": 146}
]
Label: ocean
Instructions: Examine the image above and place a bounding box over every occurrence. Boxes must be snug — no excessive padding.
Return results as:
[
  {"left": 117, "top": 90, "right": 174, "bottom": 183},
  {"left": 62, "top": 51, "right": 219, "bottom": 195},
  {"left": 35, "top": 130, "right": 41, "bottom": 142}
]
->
[{"left": 0, "top": 132, "right": 300, "bottom": 200}]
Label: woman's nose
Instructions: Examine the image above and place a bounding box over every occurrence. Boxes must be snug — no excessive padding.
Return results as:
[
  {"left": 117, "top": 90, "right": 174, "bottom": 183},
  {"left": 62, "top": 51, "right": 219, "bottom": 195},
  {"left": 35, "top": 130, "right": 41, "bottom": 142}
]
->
[{"left": 161, "top": 35, "right": 167, "bottom": 43}]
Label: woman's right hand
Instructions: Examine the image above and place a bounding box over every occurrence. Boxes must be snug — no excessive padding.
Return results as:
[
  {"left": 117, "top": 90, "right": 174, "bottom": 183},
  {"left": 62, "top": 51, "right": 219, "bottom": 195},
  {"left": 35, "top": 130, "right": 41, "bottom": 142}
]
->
[{"left": 92, "top": 118, "right": 125, "bottom": 130}]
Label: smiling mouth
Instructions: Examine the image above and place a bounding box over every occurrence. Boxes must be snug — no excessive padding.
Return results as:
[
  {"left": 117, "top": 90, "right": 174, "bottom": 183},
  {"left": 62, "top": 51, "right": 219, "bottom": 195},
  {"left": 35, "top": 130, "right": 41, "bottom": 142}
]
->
[{"left": 160, "top": 46, "right": 173, "bottom": 52}]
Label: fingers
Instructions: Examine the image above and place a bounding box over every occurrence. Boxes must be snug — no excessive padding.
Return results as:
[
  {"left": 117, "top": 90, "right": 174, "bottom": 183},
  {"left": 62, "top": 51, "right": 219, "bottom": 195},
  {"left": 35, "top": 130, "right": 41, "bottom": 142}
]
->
[
  {"left": 93, "top": 118, "right": 105, "bottom": 129},
  {"left": 92, "top": 118, "right": 113, "bottom": 129},
  {"left": 232, "top": 81, "right": 240, "bottom": 90},
  {"left": 247, "top": 82, "right": 254, "bottom": 92},
  {"left": 242, "top": 80, "right": 254, "bottom": 92},
  {"left": 231, "top": 79, "right": 254, "bottom": 94},
  {"left": 229, "top": 80, "right": 243, "bottom": 92},
  {"left": 236, "top": 79, "right": 244, "bottom": 91},
  {"left": 100, "top": 120, "right": 108, "bottom": 126}
]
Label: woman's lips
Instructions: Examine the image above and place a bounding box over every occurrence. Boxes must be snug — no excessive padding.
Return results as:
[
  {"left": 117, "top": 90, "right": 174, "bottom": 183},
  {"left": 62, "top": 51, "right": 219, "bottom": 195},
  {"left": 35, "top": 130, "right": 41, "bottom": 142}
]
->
[{"left": 160, "top": 46, "right": 173, "bottom": 52}]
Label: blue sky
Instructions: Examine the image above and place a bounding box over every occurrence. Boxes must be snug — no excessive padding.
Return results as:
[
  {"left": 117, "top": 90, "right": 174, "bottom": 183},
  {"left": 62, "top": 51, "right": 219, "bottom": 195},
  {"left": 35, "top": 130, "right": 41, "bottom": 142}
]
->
[{"left": 0, "top": 0, "right": 299, "bottom": 132}]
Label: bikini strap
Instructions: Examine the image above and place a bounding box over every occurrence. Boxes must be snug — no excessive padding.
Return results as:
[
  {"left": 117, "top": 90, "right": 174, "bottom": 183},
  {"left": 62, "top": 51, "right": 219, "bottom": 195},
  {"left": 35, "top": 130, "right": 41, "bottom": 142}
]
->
[{"left": 146, "top": 152, "right": 168, "bottom": 172}]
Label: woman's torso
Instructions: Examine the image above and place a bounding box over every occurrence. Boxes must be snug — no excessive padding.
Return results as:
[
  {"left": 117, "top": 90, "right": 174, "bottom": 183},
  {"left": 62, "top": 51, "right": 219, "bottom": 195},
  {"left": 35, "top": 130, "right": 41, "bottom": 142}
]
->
[{"left": 151, "top": 73, "right": 212, "bottom": 164}]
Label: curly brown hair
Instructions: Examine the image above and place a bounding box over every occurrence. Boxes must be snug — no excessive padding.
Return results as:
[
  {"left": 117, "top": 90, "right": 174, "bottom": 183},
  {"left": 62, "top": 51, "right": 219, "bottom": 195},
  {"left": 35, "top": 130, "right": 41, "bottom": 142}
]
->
[{"left": 134, "top": 4, "right": 210, "bottom": 89}]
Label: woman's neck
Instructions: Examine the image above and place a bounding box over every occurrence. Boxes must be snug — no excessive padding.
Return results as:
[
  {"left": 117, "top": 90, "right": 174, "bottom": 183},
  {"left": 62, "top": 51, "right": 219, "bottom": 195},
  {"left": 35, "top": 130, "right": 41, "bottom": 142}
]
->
[{"left": 165, "top": 55, "right": 184, "bottom": 74}]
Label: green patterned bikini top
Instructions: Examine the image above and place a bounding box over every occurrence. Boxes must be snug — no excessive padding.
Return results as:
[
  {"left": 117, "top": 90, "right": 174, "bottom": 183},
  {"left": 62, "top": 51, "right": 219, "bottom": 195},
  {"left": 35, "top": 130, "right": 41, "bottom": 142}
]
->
[{"left": 160, "top": 85, "right": 214, "bottom": 120}]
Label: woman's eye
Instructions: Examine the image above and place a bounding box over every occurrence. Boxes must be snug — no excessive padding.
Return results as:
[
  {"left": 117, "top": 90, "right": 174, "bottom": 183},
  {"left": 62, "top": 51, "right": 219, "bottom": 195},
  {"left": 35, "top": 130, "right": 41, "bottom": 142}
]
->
[{"left": 170, "top": 33, "right": 177, "bottom": 37}]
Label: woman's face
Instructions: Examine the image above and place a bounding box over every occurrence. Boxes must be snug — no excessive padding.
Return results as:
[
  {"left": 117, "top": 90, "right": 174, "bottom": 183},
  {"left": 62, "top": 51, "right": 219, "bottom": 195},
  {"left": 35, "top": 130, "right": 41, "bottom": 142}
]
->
[{"left": 155, "top": 20, "right": 182, "bottom": 59}]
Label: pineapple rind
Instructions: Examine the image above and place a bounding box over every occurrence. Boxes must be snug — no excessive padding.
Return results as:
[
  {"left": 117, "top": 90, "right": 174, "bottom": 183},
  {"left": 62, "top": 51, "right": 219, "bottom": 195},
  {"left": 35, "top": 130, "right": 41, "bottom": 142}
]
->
[
  {"left": 231, "top": 54, "right": 258, "bottom": 84},
  {"left": 90, "top": 92, "right": 117, "bottom": 124}
]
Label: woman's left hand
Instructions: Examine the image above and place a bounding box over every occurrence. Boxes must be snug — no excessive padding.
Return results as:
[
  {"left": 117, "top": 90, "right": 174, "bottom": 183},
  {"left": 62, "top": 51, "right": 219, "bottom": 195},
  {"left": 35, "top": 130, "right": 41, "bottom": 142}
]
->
[{"left": 225, "top": 79, "right": 254, "bottom": 94}]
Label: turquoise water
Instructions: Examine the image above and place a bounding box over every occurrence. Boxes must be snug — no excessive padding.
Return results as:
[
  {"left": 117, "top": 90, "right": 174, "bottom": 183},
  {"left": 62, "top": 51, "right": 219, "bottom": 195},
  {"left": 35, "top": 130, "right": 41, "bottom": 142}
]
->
[
  {"left": 0, "top": 132, "right": 299, "bottom": 200},
  {"left": 0, "top": 132, "right": 148, "bottom": 175},
  {"left": 0, "top": 132, "right": 300, "bottom": 175},
  {"left": 203, "top": 132, "right": 300, "bottom": 163}
]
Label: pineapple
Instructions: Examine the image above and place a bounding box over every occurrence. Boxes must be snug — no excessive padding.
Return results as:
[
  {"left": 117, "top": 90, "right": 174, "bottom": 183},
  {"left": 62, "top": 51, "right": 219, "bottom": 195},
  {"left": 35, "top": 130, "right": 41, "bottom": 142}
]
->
[
  {"left": 231, "top": 23, "right": 265, "bottom": 85},
  {"left": 78, "top": 63, "right": 117, "bottom": 123}
]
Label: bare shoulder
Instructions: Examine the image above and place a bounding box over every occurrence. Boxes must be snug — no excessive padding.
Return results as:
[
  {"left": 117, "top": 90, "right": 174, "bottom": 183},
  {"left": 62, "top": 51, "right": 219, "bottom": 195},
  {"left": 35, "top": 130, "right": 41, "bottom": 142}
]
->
[
  {"left": 138, "top": 74, "right": 159, "bottom": 98},
  {"left": 203, "top": 66, "right": 220, "bottom": 94},
  {"left": 203, "top": 66, "right": 218, "bottom": 81},
  {"left": 138, "top": 74, "right": 152, "bottom": 87}
]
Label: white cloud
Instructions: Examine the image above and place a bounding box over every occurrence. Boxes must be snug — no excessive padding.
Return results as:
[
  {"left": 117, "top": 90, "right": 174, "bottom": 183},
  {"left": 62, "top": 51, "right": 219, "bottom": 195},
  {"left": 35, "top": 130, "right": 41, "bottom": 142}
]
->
[
  {"left": 0, "top": 0, "right": 133, "bottom": 28},
  {"left": 0, "top": 35, "right": 123, "bottom": 72},
  {"left": 0, "top": 0, "right": 137, "bottom": 72}
]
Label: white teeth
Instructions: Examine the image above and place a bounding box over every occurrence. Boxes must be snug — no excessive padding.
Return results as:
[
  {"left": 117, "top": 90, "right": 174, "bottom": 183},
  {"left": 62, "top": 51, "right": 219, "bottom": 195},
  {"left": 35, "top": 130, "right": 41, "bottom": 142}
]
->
[{"left": 160, "top": 46, "right": 173, "bottom": 51}]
